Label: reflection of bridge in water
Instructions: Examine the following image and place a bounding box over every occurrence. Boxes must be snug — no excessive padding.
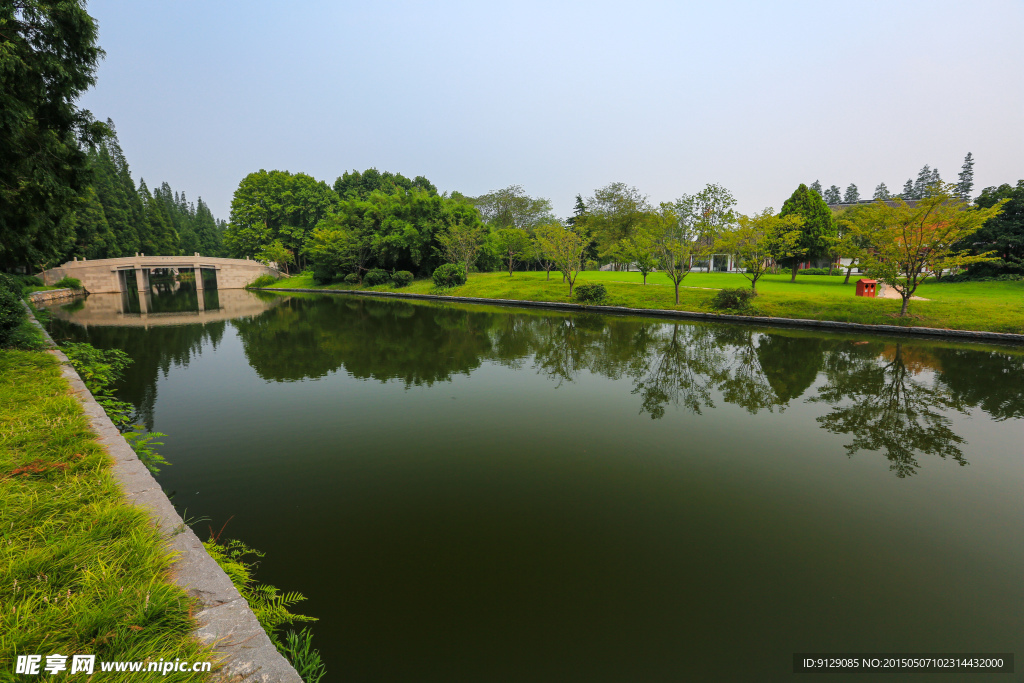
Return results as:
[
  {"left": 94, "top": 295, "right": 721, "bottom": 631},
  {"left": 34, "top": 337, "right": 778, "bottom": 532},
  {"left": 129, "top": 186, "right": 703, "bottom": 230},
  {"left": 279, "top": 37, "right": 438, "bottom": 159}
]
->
[
  {"left": 38, "top": 255, "right": 281, "bottom": 293},
  {"left": 41, "top": 289, "right": 284, "bottom": 327}
]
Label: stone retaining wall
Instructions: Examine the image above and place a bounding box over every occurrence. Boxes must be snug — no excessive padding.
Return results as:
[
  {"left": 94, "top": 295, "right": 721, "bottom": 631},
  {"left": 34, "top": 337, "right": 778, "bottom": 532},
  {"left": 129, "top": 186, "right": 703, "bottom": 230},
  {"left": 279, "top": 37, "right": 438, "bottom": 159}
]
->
[
  {"left": 266, "top": 287, "right": 1024, "bottom": 345},
  {"left": 21, "top": 301, "right": 303, "bottom": 683},
  {"left": 28, "top": 288, "right": 84, "bottom": 304}
]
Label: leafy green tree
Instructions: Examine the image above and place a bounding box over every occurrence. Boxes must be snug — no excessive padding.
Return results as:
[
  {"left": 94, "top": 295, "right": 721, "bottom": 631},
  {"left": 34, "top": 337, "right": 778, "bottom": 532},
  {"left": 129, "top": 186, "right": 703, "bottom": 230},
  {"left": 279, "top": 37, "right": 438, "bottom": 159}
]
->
[
  {"left": 494, "top": 228, "right": 533, "bottom": 276},
  {"left": 224, "top": 170, "right": 337, "bottom": 264},
  {"left": 823, "top": 185, "right": 842, "bottom": 204},
  {"left": 533, "top": 222, "right": 564, "bottom": 280},
  {"left": 537, "top": 226, "right": 590, "bottom": 297},
  {"left": 956, "top": 152, "right": 975, "bottom": 201},
  {"left": 586, "top": 182, "right": 652, "bottom": 267},
  {"left": 0, "top": 0, "right": 107, "bottom": 270},
  {"left": 653, "top": 203, "right": 695, "bottom": 304},
  {"left": 843, "top": 184, "right": 860, "bottom": 203},
  {"left": 333, "top": 168, "right": 436, "bottom": 199},
  {"left": 620, "top": 224, "right": 660, "bottom": 284},
  {"left": 972, "top": 180, "right": 1024, "bottom": 262},
  {"left": 256, "top": 240, "right": 294, "bottom": 274},
  {"left": 873, "top": 182, "right": 891, "bottom": 200},
  {"left": 302, "top": 226, "right": 355, "bottom": 283},
  {"left": 436, "top": 219, "right": 485, "bottom": 274},
  {"left": 809, "top": 180, "right": 823, "bottom": 197},
  {"left": 902, "top": 178, "right": 915, "bottom": 199},
  {"left": 779, "top": 183, "right": 836, "bottom": 280},
  {"left": 716, "top": 208, "right": 802, "bottom": 292},
  {"left": 849, "top": 185, "right": 1004, "bottom": 315},
  {"left": 470, "top": 185, "right": 553, "bottom": 232}
]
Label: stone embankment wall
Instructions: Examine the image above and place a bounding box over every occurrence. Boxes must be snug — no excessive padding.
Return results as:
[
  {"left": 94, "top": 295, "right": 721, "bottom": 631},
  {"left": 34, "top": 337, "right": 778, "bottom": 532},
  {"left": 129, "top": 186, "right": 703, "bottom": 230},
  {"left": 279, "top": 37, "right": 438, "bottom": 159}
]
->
[
  {"left": 22, "top": 302, "right": 302, "bottom": 683},
  {"left": 28, "top": 288, "right": 84, "bottom": 304}
]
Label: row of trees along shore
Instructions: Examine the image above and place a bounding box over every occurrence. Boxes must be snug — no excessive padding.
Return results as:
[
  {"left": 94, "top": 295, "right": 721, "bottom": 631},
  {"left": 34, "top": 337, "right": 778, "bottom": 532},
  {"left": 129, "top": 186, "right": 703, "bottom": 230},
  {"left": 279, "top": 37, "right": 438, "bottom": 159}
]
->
[
  {"left": 2, "top": 115, "right": 227, "bottom": 271},
  {"left": 228, "top": 168, "right": 1012, "bottom": 316}
]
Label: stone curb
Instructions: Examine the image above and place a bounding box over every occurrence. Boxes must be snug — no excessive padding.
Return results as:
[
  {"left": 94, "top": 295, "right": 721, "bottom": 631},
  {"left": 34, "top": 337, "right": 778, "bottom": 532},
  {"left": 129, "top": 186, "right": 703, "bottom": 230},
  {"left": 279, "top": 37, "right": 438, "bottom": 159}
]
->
[
  {"left": 264, "top": 288, "right": 1024, "bottom": 345},
  {"left": 20, "top": 300, "right": 303, "bottom": 683}
]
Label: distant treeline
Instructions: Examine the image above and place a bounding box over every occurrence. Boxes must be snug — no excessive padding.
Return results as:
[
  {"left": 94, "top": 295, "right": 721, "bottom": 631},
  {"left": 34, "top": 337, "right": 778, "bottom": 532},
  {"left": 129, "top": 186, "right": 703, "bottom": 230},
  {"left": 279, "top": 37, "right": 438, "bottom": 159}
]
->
[{"left": 64, "top": 121, "right": 225, "bottom": 262}]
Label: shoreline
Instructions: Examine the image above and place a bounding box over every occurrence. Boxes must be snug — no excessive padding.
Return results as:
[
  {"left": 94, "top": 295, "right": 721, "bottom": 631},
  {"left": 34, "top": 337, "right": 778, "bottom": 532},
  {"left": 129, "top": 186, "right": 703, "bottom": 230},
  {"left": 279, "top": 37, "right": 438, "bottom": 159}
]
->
[
  {"left": 20, "top": 301, "right": 303, "bottom": 683},
  {"left": 262, "top": 287, "right": 1024, "bottom": 345}
]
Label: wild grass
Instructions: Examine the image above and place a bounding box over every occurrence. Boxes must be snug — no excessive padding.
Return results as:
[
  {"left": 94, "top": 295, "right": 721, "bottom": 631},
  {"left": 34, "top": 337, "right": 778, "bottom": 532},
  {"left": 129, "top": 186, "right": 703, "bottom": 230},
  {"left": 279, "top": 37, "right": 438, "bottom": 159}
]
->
[
  {"left": 0, "top": 349, "right": 213, "bottom": 681},
  {"left": 266, "top": 270, "right": 1024, "bottom": 334}
]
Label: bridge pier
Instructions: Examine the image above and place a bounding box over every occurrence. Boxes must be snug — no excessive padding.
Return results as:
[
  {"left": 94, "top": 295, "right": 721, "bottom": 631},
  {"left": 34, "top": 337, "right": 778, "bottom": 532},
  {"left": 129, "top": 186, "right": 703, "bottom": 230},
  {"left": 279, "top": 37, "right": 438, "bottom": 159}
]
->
[{"left": 135, "top": 267, "right": 150, "bottom": 292}]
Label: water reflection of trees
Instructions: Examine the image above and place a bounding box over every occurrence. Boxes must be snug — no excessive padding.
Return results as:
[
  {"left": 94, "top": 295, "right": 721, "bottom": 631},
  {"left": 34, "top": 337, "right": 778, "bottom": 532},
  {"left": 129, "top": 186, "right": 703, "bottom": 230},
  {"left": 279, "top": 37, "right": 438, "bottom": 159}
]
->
[
  {"left": 232, "top": 297, "right": 495, "bottom": 386},
  {"left": 47, "top": 317, "right": 227, "bottom": 430},
  {"left": 811, "top": 342, "right": 967, "bottom": 478},
  {"left": 60, "top": 293, "right": 1024, "bottom": 478}
]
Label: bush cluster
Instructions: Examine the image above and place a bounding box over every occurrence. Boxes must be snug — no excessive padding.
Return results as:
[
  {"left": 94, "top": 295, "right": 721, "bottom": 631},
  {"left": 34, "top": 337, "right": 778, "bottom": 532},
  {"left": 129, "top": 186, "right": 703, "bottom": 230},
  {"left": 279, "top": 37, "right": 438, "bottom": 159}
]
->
[
  {"left": 247, "top": 274, "right": 279, "bottom": 289},
  {"left": 432, "top": 263, "right": 467, "bottom": 288},
  {"left": 712, "top": 288, "right": 757, "bottom": 311},
  {"left": 53, "top": 276, "right": 83, "bottom": 289},
  {"left": 796, "top": 267, "right": 842, "bottom": 276},
  {"left": 343, "top": 273, "right": 360, "bottom": 285},
  {"left": 574, "top": 283, "right": 607, "bottom": 304},
  {"left": 363, "top": 269, "right": 391, "bottom": 287},
  {"left": 0, "top": 274, "right": 27, "bottom": 346},
  {"left": 311, "top": 264, "right": 337, "bottom": 285},
  {"left": 391, "top": 271, "right": 413, "bottom": 288}
]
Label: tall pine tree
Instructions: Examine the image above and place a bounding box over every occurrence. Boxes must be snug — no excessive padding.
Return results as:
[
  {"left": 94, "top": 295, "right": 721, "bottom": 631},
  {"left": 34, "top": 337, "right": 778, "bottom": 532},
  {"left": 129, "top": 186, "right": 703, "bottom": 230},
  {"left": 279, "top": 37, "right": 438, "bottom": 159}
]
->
[
  {"left": 956, "top": 152, "right": 975, "bottom": 201},
  {"left": 843, "top": 184, "right": 860, "bottom": 203},
  {"left": 873, "top": 182, "right": 890, "bottom": 200}
]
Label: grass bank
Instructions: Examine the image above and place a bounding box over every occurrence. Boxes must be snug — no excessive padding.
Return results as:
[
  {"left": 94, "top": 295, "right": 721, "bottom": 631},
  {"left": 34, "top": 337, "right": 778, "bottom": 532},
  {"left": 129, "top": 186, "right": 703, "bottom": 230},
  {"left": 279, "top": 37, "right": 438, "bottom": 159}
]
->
[
  {"left": 266, "top": 270, "right": 1024, "bottom": 335},
  {"left": 1, "top": 324, "right": 212, "bottom": 679}
]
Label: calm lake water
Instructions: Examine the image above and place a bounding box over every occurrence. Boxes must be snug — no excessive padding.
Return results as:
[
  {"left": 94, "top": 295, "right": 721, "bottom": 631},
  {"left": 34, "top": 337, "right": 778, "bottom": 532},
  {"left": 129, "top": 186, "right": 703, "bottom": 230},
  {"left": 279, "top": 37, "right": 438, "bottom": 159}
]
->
[{"left": 45, "top": 288, "right": 1024, "bottom": 681}]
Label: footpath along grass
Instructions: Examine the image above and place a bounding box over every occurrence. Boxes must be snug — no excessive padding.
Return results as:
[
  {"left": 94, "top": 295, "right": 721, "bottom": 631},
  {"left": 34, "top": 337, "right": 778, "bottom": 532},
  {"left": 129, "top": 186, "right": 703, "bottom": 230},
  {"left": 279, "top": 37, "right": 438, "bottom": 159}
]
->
[
  {"left": 0, "top": 342, "right": 212, "bottom": 679},
  {"left": 267, "top": 271, "right": 1024, "bottom": 335}
]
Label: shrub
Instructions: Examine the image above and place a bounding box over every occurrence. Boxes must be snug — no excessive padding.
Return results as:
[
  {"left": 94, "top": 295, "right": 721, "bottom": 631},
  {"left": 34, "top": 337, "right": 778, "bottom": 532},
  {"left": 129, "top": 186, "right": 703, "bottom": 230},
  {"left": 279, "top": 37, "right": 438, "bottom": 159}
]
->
[
  {"left": 0, "top": 286, "right": 26, "bottom": 347},
  {"left": 247, "top": 274, "right": 279, "bottom": 289},
  {"left": 53, "top": 276, "right": 83, "bottom": 289},
  {"left": 363, "top": 269, "right": 391, "bottom": 287},
  {"left": 0, "top": 273, "right": 24, "bottom": 295},
  {"left": 432, "top": 263, "right": 467, "bottom": 288},
  {"left": 391, "top": 270, "right": 413, "bottom": 288},
  {"left": 712, "top": 288, "right": 757, "bottom": 311},
  {"left": 797, "top": 267, "right": 836, "bottom": 275},
  {"left": 574, "top": 283, "right": 607, "bottom": 304},
  {"left": 343, "top": 273, "right": 360, "bottom": 285},
  {"left": 19, "top": 275, "right": 44, "bottom": 287},
  {"left": 311, "top": 263, "right": 337, "bottom": 285}
]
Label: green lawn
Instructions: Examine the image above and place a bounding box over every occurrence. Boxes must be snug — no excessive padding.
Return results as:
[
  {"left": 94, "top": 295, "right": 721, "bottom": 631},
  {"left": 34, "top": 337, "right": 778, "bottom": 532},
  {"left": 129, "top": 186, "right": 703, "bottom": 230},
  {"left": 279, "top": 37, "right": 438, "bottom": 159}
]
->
[
  {"left": 266, "top": 270, "right": 1024, "bottom": 334},
  {"left": 0, "top": 342, "right": 213, "bottom": 679}
]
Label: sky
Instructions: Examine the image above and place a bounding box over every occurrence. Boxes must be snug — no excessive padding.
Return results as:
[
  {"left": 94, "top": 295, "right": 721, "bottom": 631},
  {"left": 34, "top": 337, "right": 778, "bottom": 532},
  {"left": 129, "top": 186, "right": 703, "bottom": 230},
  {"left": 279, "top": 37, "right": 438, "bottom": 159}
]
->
[{"left": 79, "top": 0, "right": 1024, "bottom": 222}]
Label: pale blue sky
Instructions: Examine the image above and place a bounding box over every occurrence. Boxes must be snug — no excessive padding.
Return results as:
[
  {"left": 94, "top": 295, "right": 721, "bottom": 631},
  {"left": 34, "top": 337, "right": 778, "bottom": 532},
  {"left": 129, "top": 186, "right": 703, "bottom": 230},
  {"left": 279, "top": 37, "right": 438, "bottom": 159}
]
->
[{"left": 80, "top": 0, "right": 1024, "bottom": 221}]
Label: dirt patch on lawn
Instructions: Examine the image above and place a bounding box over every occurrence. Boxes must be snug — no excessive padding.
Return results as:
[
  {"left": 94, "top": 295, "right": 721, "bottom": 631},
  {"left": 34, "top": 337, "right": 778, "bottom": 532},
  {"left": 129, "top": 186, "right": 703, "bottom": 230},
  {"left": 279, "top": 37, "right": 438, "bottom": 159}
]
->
[{"left": 877, "top": 284, "right": 929, "bottom": 301}]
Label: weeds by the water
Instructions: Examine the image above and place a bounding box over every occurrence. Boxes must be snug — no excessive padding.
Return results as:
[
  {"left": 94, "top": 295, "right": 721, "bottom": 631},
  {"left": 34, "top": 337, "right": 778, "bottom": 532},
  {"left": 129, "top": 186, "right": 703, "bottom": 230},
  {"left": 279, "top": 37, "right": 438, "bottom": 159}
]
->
[{"left": 202, "top": 534, "right": 326, "bottom": 680}]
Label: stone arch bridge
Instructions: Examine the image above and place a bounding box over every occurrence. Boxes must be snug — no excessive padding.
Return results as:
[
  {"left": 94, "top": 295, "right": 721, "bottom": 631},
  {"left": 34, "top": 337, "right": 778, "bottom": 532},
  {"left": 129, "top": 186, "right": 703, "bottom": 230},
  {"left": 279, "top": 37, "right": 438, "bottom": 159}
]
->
[{"left": 38, "top": 255, "right": 282, "bottom": 293}]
